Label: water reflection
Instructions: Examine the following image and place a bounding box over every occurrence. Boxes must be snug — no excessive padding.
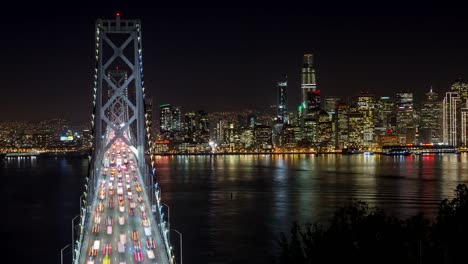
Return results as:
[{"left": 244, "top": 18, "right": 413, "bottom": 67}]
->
[
  {"left": 153, "top": 153, "right": 467, "bottom": 264},
  {"left": 3, "top": 156, "right": 38, "bottom": 168}
]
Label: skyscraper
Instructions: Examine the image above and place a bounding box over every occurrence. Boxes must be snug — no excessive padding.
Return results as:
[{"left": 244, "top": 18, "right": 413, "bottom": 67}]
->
[
  {"left": 335, "top": 103, "right": 349, "bottom": 149},
  {"left": 420, "top": 88, "right": 442, "bottom": 143},
  {"left": 159, "top": 104, "right": 172, "bottom": 138},
  {"left": 324, "top": 96, "right": 341, "bottom": 117},
  {"left": 277, "top": 79, "right": 288, "bottom": 124},
  {"left": 461, "top": 100, "right": 468, "bottom": 147},
  {"left": 451, "top": 78, "right": 468, "bottom": 101},
  {"left": 357, "top": 93, "right": 376, "bottom": 146},
  {"left": 374, "top": 96, "right": 394, "bottom": 137},
  {"left": 395, "top": 92, "right": 415, "bottom": 144},
  {"left": 443, "top": 92, "right": 461, "bottom": 146},
  {"left": 159, "top": 104, "right": 181, "bottom": 141},
  {"left": 301, "top": 54, "right": 317, "bottom": 120}
]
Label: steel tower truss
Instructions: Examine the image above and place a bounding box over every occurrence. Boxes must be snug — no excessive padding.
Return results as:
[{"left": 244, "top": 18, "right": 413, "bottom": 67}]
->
[{"left": 91, "top": 15, "right": 146, "bottom": 163}]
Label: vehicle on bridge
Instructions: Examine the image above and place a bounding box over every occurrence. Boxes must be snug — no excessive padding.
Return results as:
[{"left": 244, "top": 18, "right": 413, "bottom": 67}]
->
[
  {"left": 103, "top": 254, "right": 110, "bottom": 264},
  {"left": 142, "top": 217, "right": 150, "bottom": 227},
  {"left": 97, "top": 202, "right": 104, "bottom": 212},
  {"left": 131, "top": 230, "right": 139, "bottom": 241},
  {"left": 103, "top": 242, "right": 112, "bottom": 255},
  {"left": 134, "top": 246, "right": 144, "bottom": 262},
  {"left": 144, "top": 226, "right": 152, "bottom": 236},
  {"left": 94, "top": 214, "right": 101, "bottom": 224},
  {"left": 118, "top": 234, "right": 126, "bottom": 253},
  {"left": 92, "top": 223, "right": 100, "bottom": 234},
  {"left": 106, "top": 217, "right": 113, "bottom": 235},
  {"left": 147, "top": 248, "right": 155, "bottom": 260},
  {"left": 118, "top": 215, "right": 125, "bottom": 225},
  {"left": 88, "top": 240, "right": 99, "bottom": 257},
  {"left": 108, "top": 197, "right": 114, "bottom": 209},
  {"left": 99, "top": 189, "right": 106, "bottom": 200},
  {"left": 146, "top": 237, "right": 155, "bottom": 249}
]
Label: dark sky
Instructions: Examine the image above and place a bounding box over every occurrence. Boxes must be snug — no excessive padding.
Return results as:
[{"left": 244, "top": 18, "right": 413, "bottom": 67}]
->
[{"left": 2, "top": 2, "right": 468, "bottom": 123}]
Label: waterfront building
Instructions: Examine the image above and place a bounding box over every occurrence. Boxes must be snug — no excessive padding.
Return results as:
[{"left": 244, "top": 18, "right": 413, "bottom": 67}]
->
[
  {"left": 395, "top": 92, "right": 415, "bottom": 144},
  {"left": 420, "top": 88, "right": 442, "bottom": 143},
  {"left": 443, "top": 92, "right": 461, "bottom": 146},
  {"left": 357, "top": 93, "right": 376, "bottom": 147},
  {"left": 239, "top": 127, "right": 254, "bottom": 150},
  {"left": 347, "top": 105, "right": 364, "bottom": 147},
  {"left": 254, "top": 125, "right": 272, "bottom": 150},
  {"left": 335, "top": 103, "right": 349, "bottom": 149},
  {"left": 318, "top": 110, "right": 333, "bottom": 149},
  {"left": 461, "top": 101, "right": 468, "bottom": 147}
]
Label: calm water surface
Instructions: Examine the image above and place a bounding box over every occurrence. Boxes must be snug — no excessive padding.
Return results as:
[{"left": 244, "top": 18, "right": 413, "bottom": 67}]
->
[{"left": 2, "top": 153, "right": 468, "bottom": 264}]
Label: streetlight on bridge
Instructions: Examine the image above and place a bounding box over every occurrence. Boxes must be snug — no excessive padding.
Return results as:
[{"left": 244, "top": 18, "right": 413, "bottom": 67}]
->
[
  {"left": 71, "top": 215, "right": 79, "bottom": 257},
  {"left": 171, "top": 229, "right": 183, "bottom": 264},
  {"left": 61, "top": 244, "right": 71, "bottom": 264}
]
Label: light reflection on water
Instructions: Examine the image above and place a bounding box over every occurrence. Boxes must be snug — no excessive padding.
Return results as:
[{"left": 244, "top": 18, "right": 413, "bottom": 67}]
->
[{"left": 155, "top": 153, "right": 468, "bottom": 264}]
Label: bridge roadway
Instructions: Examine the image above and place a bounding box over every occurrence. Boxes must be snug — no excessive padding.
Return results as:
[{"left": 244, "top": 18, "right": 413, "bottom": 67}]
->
[{"left": 78, "top": 138, "right": 170, "bottom": 264}]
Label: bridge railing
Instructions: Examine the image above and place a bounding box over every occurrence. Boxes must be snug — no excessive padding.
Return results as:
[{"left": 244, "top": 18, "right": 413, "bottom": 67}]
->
[
  {"left": 154, "top": 183, "right": 176, "bottom": 264},
  {"left": 73, "top": 145, "right": 102, "bottom": 263}
]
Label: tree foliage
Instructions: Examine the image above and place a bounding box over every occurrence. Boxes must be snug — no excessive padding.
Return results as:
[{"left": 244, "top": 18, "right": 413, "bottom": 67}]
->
[{"left": 277, "top": 184, "right": 468, "bottom": 264}]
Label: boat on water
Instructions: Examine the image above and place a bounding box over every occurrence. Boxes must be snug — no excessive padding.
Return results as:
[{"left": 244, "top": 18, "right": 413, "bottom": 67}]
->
[
  {"left": 363, "top": 151, "right": 374, "bottom": 155},
  {"left": 382, "top": 149, "right": 411, "bottom": 156}
]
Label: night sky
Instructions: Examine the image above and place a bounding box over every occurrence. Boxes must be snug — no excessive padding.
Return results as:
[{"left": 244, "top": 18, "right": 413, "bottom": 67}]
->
[{"left": 3, "top": 2, "right": 468, "bottom": 123}]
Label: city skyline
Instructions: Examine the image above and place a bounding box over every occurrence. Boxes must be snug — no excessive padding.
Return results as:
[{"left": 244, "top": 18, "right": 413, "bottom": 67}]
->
[{"left": 3, "top": 4, "right": 468, "bottom": 123}]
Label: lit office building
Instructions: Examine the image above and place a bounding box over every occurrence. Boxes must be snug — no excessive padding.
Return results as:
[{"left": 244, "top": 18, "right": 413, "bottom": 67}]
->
[
  {"left": 347, "top": 105, "right": 364, "bottom": 147},
  {"left": 324, "top": 96, "right": 341, "bottom": 117},
  {"left": 302, "top": 90, "right": 321, "bottom": 145},
  {"left": 301, "top": 54, "right": 317, "bottom": 123},
  {"left": 335, "top": 103, "right": 349, "bottom": 149},
  {"left": 420, "top": 88, "right": 442, "bottom": 143},
  {"left": 159, "top": 104, "right": 181, "bottom": 141},
  {"left": 277, "top": 79, "right": 288, "bottom": 124},
  {"left": 254, "top": 125, "right": 273, "bottom": 150},
  {"left": 374, "top": 96, "right": 395, "bottom": 137},
  {"left": 461, "top": 101, "right": 468, "bottom": 147},
  {"left": 395, "top": 92, "right": 415, "bottom": 144},
  {"left": 357, "top": 93, "right": 376, "bottom": 146},
  {"left": 159, "top": 104, "right": 172, "bottom": 139},
  {"left": 443, "top": 92, "right": 461, "bottom": 146},
  {"left": 451, "top": 78, "right": 468, "bottom": 101},
  {"left": 171, "top": 106, "right": 182, "bottom": 131},
  {"left": 318, "top": 110, "right": 333, "bottom": 149}
]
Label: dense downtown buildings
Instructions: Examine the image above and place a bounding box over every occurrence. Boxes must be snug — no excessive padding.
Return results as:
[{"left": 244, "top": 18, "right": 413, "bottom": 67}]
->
[
  {"left": 2, "top": 54, "right": 467, "bottom": 155},
  {"left": 153, "top": 54, "right": 468, "bottom": 154}
]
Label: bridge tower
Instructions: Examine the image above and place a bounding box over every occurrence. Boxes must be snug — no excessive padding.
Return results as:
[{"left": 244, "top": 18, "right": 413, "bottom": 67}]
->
[
  {"left": 91, "top": 13, "right": 148, "bottom": 173},
  {"left": 72, "top": 13, "right": 175, "bottom": 264}
]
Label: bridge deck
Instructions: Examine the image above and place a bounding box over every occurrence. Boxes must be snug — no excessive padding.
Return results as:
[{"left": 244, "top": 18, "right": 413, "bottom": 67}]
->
[{"left": 78, "top": 138, "right": 169, "bottom": 264}]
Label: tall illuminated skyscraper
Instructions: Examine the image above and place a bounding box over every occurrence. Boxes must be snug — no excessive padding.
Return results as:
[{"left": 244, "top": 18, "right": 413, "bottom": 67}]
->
[
  {"left": 277, "top": 78, "right": 288, "bottom": 124},
  {"left": 443, "top": 92, "right": 461, "bottom": 146},
  {"left": 420, "top": 87, "right": 442, "bottom": 143},
  {"left": 357, "top": 93, "right": 376, "bottom": 146},
  {"left": 461, "top": 100, "right": 468, "bottom": 147},
  {"left": 301, "top": 54, "right": 317, "bottom": 120},
  {"left": 395, "top": 92, "right": 415, "bottom": 143}
]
